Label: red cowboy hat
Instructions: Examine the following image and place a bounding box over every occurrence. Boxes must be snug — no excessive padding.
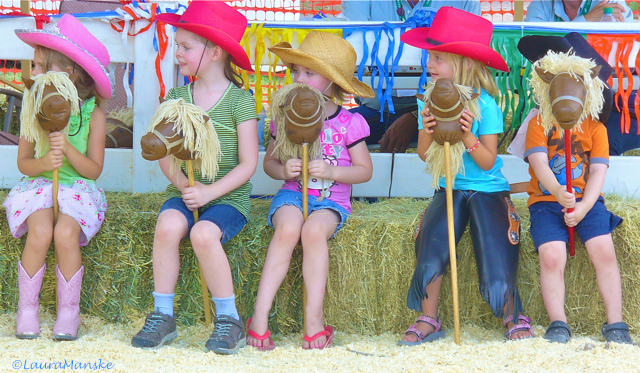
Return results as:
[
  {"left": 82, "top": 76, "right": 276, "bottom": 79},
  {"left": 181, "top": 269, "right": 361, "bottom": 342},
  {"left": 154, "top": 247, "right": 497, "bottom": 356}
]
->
[
  {"left": 401, "top": 7, "right": 508, "bottom": 72},
  {"left": 154, "top": 0, "right": 253, "bottom": 72}
]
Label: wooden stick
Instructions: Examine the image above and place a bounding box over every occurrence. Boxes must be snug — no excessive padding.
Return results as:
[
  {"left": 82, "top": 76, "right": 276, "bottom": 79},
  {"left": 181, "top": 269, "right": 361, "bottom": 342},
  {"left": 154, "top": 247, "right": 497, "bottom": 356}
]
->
[
  {"left": 0, "top": 76, "right": 24, "bottom": 92},
  {"left": 564, "top": 130, "right": 575, "bottom": 257},
  {"left": 301, "top": 143, "right": 309, "bottom": 334},
  {"left": 187, "top": 160, "right": 212, "bottom": 326},
  {"left": 444, "top": 141, "right": 461, "bottom": 345},
  {"left": 53, "top": 169, "right": 59, "bottom": 221},
  {"left": 302, "top": 143, "right": 309, "bottom": 220}
]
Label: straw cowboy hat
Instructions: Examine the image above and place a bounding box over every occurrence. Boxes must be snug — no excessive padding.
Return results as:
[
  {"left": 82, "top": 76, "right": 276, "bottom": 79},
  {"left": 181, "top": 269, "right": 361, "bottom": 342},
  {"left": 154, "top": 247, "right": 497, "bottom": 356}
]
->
[
  {"left": 268, "top": 31, "right": 375, "bottom": 98},
  {"left": 15, "top": 14, "right": 113, "bottom": 99},
  {"left": 401, "top": 6, "right": 508, "bottom": 72},
  {"left": 154, "top": 0, "right": 253, "bottom": 72},
  {"left": 517, "top": 32, "right": 613, "bottom": 123}
]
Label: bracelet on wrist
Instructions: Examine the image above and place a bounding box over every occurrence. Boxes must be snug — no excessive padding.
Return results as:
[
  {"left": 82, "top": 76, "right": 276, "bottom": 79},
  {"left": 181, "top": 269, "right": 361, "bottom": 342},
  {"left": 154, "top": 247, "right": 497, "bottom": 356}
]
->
[{"left": 466, "top": 139, "right": 481, "bottom": 153}]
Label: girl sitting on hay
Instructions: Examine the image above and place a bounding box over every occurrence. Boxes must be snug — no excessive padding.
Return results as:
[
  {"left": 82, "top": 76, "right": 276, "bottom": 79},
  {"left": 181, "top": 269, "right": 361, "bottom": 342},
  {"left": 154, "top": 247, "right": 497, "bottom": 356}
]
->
[
  {"left": 246, "top": 31, "right": 374, "bottom": 350},
  {"left": 3, "top": 15, "right": 112, "bottom": 341},
  {"left": 398, "top": 7, "right": 534, "bottom": 345},
  {"left": 519, "top": 34, "right": 633, "bottom": 345},
  {"left": 130, "top": 2, "right": 258, "bottom": 355}
]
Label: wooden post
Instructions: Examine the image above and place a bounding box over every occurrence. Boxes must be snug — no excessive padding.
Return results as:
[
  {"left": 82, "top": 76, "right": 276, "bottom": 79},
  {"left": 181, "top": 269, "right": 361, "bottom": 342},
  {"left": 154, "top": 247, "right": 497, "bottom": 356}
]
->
[
  {"left": 444, "top": 141, "right": 461, "bottom": 345},
  {"left": 187, "top": 160, "right": 212, "bottom": 326},
  {"left": 20, "top": 0, "right": 31, "bottom": 82},
  {"left": 514, "top": 0, "right": 525, "bottom": 22}
]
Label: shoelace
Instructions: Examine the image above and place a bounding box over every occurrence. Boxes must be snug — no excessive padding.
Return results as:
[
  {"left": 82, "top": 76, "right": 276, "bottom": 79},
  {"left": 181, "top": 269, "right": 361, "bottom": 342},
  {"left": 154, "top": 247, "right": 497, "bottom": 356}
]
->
[
  {"left": 141, "top": 317, "right": 164, "bottom": 333},
  {"left": 213, "top": 322, "right": 232, "bottom": 338}
]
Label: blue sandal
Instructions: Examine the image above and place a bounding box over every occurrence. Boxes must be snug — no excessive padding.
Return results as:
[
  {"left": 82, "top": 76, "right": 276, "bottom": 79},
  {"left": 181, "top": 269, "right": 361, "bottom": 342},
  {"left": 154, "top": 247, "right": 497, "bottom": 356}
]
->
[
  {"left": 602, "top": 322, "right": 633, "bottom": 344},
  {"left": 397, "top": 315, "right": 446, "bottom": 346}
]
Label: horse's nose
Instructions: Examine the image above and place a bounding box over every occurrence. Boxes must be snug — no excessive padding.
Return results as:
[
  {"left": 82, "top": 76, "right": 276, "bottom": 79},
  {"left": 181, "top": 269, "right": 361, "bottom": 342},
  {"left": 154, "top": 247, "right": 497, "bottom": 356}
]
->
[{"left": 553, "top": 103, "right": 582, "bottom": 127}]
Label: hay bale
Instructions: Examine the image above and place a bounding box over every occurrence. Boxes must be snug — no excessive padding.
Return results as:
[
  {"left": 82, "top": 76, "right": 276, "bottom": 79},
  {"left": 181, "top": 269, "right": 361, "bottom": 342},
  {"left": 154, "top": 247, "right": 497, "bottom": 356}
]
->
[{"left": 1, "top": 190, "right": 639, "bottom": 336}]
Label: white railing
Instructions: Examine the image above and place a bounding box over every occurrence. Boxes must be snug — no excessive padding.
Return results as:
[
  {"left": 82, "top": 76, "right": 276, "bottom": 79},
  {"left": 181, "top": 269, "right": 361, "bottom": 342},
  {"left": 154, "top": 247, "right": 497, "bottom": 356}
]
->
[{"left": 1, "top": 11, "right": 639, "bottom": 197}]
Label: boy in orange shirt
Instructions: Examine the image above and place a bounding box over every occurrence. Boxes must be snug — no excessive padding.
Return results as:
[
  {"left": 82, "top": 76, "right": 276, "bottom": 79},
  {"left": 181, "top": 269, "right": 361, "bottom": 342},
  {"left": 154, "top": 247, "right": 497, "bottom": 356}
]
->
[{"left": 520, "top": 34, "right": 632, "bottom": 345}]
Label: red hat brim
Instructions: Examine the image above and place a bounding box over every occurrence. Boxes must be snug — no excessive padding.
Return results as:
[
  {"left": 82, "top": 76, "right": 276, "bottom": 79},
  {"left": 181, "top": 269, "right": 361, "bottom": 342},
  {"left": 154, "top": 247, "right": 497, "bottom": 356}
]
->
[
  {"left": 401, "top": 27, "right": 509, "bottom": 72},
  {"left": 155, "top": 13, "right": 253, "bottom": 73}
]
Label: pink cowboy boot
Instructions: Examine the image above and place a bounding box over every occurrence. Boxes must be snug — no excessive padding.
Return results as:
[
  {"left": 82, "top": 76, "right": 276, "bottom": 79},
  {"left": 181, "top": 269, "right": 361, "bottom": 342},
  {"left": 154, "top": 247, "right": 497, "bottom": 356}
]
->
[
  {"left": 52, "top": 265, "right": 84, "bottom": 340},
  {"left": 16, "top": 261, "right": 46, "bottom": 339}
]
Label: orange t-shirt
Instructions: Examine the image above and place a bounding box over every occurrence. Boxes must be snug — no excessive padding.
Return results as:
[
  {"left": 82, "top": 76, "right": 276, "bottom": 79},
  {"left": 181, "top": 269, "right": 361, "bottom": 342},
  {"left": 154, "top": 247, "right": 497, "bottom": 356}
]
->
[{"left": 524, "top": 115, "right": 609, "bottom": 207}]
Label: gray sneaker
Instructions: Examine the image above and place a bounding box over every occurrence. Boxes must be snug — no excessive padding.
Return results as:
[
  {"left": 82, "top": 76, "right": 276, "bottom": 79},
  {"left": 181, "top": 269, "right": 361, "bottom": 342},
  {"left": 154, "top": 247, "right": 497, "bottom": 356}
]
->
[
  {"left": 131, "top": 311, "right": 177, "bottom": 349},
  {"left": 206, "top": 315, "right": 246, "bottom": 355}
]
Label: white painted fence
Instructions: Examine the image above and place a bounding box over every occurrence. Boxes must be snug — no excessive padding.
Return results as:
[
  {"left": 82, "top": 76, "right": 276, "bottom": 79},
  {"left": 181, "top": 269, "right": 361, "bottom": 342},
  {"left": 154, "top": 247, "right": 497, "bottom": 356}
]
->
[{"left": 1, "top": 8, "right": 639, "bottom": 197}]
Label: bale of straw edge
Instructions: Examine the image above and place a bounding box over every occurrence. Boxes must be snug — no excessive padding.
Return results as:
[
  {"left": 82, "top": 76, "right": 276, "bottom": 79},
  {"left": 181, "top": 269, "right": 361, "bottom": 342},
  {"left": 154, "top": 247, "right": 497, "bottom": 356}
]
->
[{"left": 0, "top": 191, "right": 638, "bottom": 336}]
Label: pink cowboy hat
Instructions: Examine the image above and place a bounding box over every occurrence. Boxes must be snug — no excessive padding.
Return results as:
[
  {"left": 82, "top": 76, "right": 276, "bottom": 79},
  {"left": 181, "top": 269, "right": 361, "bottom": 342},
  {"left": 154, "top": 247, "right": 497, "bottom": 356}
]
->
[
  {"left": 401, "top": 7, "right": 508, "bottom": 72},
  {"left": 15, "top": 14, "right": 113, "bottom": 99},
  {"left": 154, "top": 1, "right": 254, "bottom": 72}
]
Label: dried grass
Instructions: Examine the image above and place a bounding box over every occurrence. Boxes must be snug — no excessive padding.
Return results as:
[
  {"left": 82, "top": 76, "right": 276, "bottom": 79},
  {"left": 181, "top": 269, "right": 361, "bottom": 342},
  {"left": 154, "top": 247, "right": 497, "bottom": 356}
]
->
[{"left": 1, "top": 191, "right": 640, "bottom": 338}]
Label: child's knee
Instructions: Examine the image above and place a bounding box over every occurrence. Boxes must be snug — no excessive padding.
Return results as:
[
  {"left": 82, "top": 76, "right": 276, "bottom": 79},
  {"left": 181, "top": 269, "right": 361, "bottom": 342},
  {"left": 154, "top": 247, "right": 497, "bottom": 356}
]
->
[
  {"left": 586, "top": 237, "right": 618, "bottom": 266},
  {"left": 190, "top": 222, "right": 222, "bottom": 250},
  {"left": 155, "top": 211, "right": 188, "bottom": 241},
  {"left": 273, "top": 220, "right": 302, "bottom": 243},
  {"left": 538, "top": 243, "right": 566, "bottom": 269},
  {"left": 300, "top": 222, "right": 329, "bottom": 244},
  {"left": 28, "top": 220, "right": 54, "bottom": 245},
  {"left": 53, "top": 219, "right": 80, "bottom": 245}
]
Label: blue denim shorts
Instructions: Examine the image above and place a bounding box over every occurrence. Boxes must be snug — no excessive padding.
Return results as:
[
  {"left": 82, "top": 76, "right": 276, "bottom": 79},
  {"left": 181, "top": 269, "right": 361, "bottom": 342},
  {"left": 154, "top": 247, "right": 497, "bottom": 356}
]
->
[
  {"left": 267, "top": 189, "right": 349, "bottom": 237},
  {"left": 529, "top": 196, "right": 622, "bottom": 250},
  {"left": 159, "top": 197, "right": 247, "bottom": 244}
]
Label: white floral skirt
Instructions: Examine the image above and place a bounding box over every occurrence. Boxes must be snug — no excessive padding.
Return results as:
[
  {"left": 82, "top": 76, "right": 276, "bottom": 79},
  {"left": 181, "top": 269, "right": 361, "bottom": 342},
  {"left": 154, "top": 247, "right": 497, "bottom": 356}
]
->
[{"left": 3, "top": 177, "right": 107, "bottom": 246}]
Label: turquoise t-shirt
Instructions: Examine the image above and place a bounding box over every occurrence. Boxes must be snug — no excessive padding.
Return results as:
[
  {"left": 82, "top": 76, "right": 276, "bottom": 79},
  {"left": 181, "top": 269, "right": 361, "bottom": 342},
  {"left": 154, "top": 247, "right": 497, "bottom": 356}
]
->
[{"left": 417, "top": 89, "right": 510, "bottom": 193}]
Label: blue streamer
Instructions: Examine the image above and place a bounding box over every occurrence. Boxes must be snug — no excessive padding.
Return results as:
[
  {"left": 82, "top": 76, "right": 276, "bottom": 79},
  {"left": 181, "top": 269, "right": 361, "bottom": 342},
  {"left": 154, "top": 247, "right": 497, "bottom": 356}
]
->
[
  {"left": 418, "top": 50, "right": 428, "bottom": 94},
  {"left": 381, "top": 27, "right": 395, "bottom": 115}
]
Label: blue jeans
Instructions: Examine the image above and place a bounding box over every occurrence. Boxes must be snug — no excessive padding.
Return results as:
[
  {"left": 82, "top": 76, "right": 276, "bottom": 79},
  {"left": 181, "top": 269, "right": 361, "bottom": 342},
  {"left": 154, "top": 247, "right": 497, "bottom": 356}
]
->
[
  {"left": 605, "top": 91, "right": 639, "bottom": 155},
  {"left": 529, "top": 197, "right": 622, "bottom": 250},
  {"left": 267, "top": 189, "right": 349, "bottom": 238},
  {"left": 159, "top": 197, "right": 246, "bottom": 244}
]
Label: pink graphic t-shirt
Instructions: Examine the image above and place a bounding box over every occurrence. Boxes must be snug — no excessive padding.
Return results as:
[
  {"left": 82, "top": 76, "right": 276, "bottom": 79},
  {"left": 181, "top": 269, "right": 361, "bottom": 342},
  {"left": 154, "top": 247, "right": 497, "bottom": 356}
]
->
[{"left": 270, "top": 106, "right": 370, "bottom": 213}]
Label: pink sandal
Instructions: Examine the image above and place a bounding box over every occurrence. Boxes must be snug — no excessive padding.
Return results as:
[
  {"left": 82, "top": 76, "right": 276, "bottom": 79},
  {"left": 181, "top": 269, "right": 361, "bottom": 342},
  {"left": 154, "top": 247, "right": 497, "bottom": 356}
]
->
[
  {"left": 302, "top": 326, "right": 334, "bottom": 350},
  {"left": 246, "top": 318, "right": 275, "bottom": 351},
  {"left": 397, "top": 315, "right": 446, "bottom": 346},
  {"left": 504, "top": 315, "right": 534, "bottom": 340}
]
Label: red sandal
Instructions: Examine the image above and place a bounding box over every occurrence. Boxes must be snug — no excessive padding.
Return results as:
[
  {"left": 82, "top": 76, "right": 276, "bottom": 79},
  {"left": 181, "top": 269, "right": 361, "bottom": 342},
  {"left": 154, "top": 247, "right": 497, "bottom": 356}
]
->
[
  {"left": 246, "top": 318, "right": 275, "bottom": 351},
  {"left": 302, "top": 326, "right": 334, "bottom": 350}
]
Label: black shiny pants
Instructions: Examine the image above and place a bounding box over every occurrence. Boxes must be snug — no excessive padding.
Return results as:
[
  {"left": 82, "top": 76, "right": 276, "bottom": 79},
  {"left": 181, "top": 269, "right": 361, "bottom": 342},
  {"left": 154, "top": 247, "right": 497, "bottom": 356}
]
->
[{"left": 407, "top": 189, "right": 523, "bottom": 320}]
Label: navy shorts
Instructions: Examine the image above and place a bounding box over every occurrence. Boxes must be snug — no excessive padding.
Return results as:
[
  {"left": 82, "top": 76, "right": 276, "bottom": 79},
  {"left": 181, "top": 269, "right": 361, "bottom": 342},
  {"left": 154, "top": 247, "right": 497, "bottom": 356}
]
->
[
  {"left": 267, "top": 189, "right": 349, "bottom": 238},
  {"left": 529, "top": 196, "right": 622, "bottom": 250},
  {"left": 159, "top": 197, "right": 247, "bottom": 244}
]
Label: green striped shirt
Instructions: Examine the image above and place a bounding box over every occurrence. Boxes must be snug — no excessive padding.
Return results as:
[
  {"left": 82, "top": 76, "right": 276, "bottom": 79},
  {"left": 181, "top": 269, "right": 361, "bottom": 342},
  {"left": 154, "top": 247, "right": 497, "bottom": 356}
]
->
[{"left": 164, "top": 83, "right": 258, "bottom": 219}]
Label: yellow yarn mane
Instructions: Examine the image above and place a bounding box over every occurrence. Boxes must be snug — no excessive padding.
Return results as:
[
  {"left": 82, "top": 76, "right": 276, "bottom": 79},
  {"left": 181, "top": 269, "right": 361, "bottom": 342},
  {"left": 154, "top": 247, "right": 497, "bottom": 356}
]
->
[
  {"left": 106, "top": 106, "right": 134, "bottom": 132},
  {"left": 421, "top": 81, "right": 481, "bottom": 189},
  {"left": 269, "top": 83, "right": 325, "bottom": 164},
  {"left": 146, "top": 98, "right": 221, "bottom": 181},
  {"left": 531, "top": 50, "right": 605, "bottom": 135},
  {"left": 20, "top": 71, "right": 80, "bottom": 158}
]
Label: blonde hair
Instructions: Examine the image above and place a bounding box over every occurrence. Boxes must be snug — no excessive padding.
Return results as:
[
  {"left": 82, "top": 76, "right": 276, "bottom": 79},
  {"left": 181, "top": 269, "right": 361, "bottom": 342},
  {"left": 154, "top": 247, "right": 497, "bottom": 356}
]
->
[
  {"left": 438, "top": 52, "right": 498, "bottom": 97},
  {"left": 327, "top": 84, "right": 346, "bottom": 105},
  {"left": 35, "top": 45, "right": 103, "bottom": 106},
  {"left": 530, "top": 50, "right": 605, "bottom": 134},
  {"left": 146, "top": 98, "right": 222, "bottom": 181},
  {"left": 21, "top": 71, "right": 80, "bottom": 157},
  {"left": 193, "top": 34, "right": 243, "bottom": 89}
]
